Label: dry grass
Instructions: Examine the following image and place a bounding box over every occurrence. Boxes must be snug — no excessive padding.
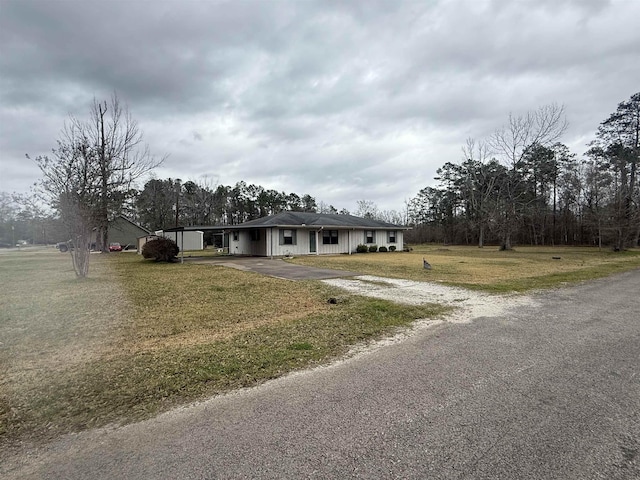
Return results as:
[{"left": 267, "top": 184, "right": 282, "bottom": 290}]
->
[
  {"left": 116, "top": 258, "right": 343, "bottom": 352},
  {"left": 3, "top": 244, "right": 637, "bottom": 449},
  {"left": 0, "top": 249, "right": 445, "bottom": 448},
  {"left": 288, "top": 245, "right": 640, "bottom": 292}
]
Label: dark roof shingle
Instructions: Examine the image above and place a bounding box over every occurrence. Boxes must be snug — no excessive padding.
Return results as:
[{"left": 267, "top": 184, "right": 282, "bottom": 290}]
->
[{"left": 239, "top": 211, "right": 403, "bottom": 228}]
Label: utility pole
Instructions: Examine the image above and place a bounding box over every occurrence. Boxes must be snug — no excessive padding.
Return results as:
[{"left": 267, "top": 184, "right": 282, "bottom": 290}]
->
[{"left": 175, "top": 179, "right": 181, "bottom": 227}]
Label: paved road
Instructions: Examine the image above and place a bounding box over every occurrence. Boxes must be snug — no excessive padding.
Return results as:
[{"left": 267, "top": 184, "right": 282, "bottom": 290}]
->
[
  {"left": 3, "top": 270, "right": 639, "bottom": 479},
  {"left": 187, "top": 256, "right": 360, "bottom": 280}
]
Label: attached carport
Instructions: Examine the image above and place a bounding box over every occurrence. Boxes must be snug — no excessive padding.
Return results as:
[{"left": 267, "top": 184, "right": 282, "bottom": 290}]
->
[{"left": 162, "top": 225, "right": 230, "bottom": 263}]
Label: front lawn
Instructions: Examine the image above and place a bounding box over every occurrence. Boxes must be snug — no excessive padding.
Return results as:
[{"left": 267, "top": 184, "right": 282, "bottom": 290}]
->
[{"left": 0, "top": 250, "right": 446, "bottom": 448}]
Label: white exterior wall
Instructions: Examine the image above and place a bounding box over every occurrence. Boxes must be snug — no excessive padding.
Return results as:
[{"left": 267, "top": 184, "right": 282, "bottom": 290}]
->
[
  {"left": 270, "top": 228, "right": 311, "bottom": 256},
  {"left": 268, "top": 228, "right": 352, "bottom": 256},
  {"left": 156, "top": 231, "right": 204, "bottom": 251},
  {"left": 316, "top": 229, "right": 350, "bottom": 254},
  {"left": 228, "top": 227, "right": 404, "bottom": 256},
  {"left": 229, "top": 230, "right": 252, "bottom": 255},
  {"left": 359, "top": 229, "right": 404, "bottom": 250},
  {"left": 228, "top": 229, "right": 268, "bottom": 255}
]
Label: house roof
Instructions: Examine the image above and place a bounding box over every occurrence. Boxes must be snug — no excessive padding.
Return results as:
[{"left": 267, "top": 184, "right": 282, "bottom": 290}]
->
[
  {"left": 115, "top": 215, "right": 152, "bottom": 234},
  {"left": 94, "top": 215, "right": 151, "bottom": 234},
  {"left": 239, "top": 211, "right": 404, "bottom": 229},
  {"left": 163, "top": 212, "right": 407, "bottom": 232}
]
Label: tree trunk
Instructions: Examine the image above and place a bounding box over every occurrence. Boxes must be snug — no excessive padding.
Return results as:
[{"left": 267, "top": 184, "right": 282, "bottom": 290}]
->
[{"left": 500, "top": 230, "right": 512, "bottom": 251}]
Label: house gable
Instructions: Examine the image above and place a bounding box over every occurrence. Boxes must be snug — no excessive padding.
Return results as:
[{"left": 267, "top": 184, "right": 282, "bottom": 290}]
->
[{"left": 106, "top": 216, "right": 151, "bottom": 248}]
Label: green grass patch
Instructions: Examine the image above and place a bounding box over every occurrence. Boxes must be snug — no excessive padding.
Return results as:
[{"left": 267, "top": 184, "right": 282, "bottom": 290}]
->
[{"left": 0, "top": 250, "right": 446, "bottom": 447}]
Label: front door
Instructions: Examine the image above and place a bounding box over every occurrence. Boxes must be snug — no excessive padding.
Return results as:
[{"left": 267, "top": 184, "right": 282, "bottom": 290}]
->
[{"left": 309, "top": 231, "right": 316, "bottom": 253}]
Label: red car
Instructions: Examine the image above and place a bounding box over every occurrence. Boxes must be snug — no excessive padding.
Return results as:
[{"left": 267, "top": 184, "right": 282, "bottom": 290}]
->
[{"left": 109, "top": 242, "right": 122, "bottom": 252}]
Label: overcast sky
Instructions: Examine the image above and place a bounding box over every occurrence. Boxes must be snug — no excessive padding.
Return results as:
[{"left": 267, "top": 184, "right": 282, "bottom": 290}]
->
[{"left": 1, "top": 0, "right": 638, "bottom": 212}]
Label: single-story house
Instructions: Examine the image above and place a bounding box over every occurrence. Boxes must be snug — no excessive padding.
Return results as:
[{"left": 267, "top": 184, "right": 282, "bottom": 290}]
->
[
  {"left": 92, "top": 215, "right": 151, "bottom": 250},
  {"left": 165, "top": 212, "right": 408, "bottom": 257},
  {"left": 155, "top": 229, "right": 204, "bottom": 251}
]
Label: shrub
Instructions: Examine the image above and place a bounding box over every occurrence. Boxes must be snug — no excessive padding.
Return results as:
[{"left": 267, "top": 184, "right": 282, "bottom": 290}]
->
[
  {"left": 368, "top": 245, "right": 378, "bottom": 253},
  {"left": 378, "top": 246, "right": 388, "bottom": 252},
  {"left": 389, "top": 245, "right": 396, "bottom": 252},
  {"left": 142, "top": 237, "right": 180, "bottom": 262},
  {"left": 356, "top": 244, "right": 368, "bottom": 253}
]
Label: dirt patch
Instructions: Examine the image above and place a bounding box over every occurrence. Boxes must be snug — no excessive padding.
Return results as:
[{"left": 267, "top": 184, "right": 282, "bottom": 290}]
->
[{"left": 322, "top": 275, "right": 537, "bottom": 323}]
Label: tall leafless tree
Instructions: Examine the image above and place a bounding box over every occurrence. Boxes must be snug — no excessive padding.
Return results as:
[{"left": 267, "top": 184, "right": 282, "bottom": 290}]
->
[
  {"left": 32, "top": 94, "right": 163, "bottom": 276},
  {"left": 69, "top": 94, "right": 164, "bottom": 252},
  {"left": 33, "top": 133, "right": 101, "bottom": 277},
  {"left": 488, "top": 104, "right": 568, "bottom": 249}
]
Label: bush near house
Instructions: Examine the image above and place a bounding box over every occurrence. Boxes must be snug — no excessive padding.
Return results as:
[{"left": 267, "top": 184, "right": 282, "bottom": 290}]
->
[
  {"left": 389, "top": 246, "right": 396, "bottom": 252},
  {"left": 356, "top": 244, "right": 368, "bottom": 253},
  {"left": 379, "top": 246, "right": 388, "bottom": 252},
  {"left": 142, "top": 237, "right": 179, "bottom": 262},
  {"left": 368, "top": 245, "right": 378, "bottom": 253}
]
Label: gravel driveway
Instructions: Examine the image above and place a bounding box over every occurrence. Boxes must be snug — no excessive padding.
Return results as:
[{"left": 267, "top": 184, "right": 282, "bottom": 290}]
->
[{"left": 323, "top": 275, "right": 536, "bottom": 323}]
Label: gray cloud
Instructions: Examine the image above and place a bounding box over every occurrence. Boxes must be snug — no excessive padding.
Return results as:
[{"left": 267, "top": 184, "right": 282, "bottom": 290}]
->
[{"left": 1, "top": 0, "right": 639, "bottom": 211}]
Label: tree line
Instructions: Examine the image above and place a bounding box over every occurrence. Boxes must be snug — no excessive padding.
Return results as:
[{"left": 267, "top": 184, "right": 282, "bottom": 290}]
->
[
  {"left": 132, "top": 180, "right": 410, "bottom": 232},
  {"left": 405, "top": 93, "right": 640, "bottom": 250},
  {"left": 3, "top": 92, "right": 636, "bottom": 276},
  {"left": 135, "top": 178, "right": 324, "bottom": 231}
]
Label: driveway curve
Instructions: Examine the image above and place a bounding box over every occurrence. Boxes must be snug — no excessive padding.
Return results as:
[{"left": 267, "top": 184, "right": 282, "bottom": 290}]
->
[{"left": 3, "top": 270, "right": 639, "bottom": 479}]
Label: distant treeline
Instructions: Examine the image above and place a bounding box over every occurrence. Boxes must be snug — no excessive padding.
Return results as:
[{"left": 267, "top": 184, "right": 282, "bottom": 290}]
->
[
  {"left": 133, "top": 179, "right": 341, "bottom": 230},
  {"left": 3, "top": 93, "right": 637, "bottom": 250},
  {"left": 405, "top": 93, "right": 639, "bottom": 250}
]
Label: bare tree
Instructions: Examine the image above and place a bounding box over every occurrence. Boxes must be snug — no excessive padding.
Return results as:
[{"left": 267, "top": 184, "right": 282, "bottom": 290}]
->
[
  {"left": 70, "top": 94, "right": 164, "bottom": 252},
  {"left": 355, "top": 200, "right": 378, "bottom": 219},
  {"left": 461, "top": 137, "right": 502, "bottom": 247},
  {"left": 33, "top": 133, "right": 101, "bottom": 277},
  {"left": 488, "top": 104, "right": 568, "bottom": 249},
  {"left": 32, "top": 94, "right": 163, "bottom": 276}
]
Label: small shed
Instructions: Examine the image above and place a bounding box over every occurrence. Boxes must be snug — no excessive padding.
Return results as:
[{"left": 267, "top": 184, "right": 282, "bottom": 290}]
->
[
  {"left": 137, "top": 235, "right": 159, "bottom": 254},
  {"left": 155, "top": 230, "right": 204, "bottom": 251}
]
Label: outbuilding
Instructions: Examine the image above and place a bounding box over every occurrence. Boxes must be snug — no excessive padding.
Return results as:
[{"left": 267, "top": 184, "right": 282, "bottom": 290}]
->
[
  {"left": 92, "top": 215, "right": 151, "bottom": 251},
  {"left": 155, "top": 229, "right": 204, "bottom": 251}
]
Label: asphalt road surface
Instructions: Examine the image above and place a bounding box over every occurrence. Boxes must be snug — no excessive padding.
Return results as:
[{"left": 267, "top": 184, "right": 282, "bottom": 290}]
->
[{"left": 4, "top": 270, "right": 639, "bottom": 479}]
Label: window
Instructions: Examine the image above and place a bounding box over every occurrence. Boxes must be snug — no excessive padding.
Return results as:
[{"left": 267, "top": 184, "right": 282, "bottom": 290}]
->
[
  {"left": 365, "top": 230, "right": 375, "bottom": 244},
  {"left": 232, "top": 231, "right": 239, "bottom": 241},
  {"left": 279, "top": 229, "right": 297, "bottom": 245},
  {"left": 322, "top": 230, "right": 339, "bottom": 245},
  {"left": 250, "top": 229, "right": 260, "bottom": 241},
  {"left": 388, "top": 231, "right": 396, "bottom": 243}
]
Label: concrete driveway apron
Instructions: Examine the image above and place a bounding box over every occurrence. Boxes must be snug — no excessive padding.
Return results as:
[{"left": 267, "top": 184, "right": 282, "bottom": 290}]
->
[{"left": 186, "top": 256, "right": 359, "bottom": 280}]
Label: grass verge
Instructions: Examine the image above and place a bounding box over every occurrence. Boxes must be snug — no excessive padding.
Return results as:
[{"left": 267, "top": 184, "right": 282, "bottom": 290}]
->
[
  {"left": 287, "top": 245, "right": 640, "bottom": 292},
  {"left": 0, "top": 250, "right": 447, "bottom": 448}
]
